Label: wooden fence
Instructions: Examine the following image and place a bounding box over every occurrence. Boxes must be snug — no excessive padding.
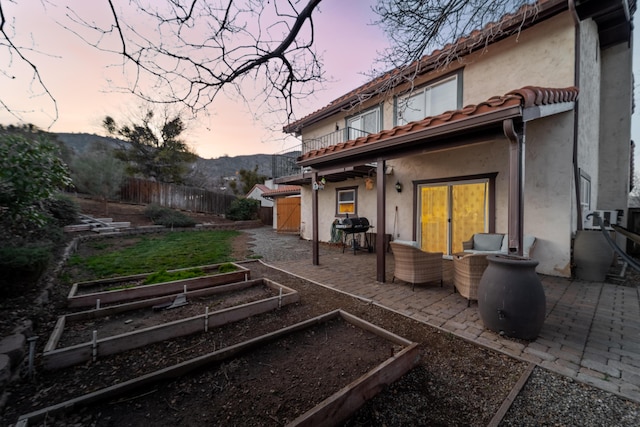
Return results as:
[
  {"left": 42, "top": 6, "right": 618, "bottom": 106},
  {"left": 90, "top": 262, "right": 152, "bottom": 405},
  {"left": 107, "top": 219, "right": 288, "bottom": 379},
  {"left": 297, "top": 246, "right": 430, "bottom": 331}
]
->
[{"left": 120, "top": 177, "right": 236, "bottom": 215}]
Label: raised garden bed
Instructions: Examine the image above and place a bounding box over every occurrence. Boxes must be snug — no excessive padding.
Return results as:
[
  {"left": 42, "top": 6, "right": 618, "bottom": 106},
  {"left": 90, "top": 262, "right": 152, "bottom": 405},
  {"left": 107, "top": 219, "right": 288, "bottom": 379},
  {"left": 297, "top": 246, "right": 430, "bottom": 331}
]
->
[
  {"left": 19, "top": 310, "right": 420, "bottom": 427},
  {"left": 44, "top": 278, "right": 298, "bottom": 370},
  {"left": 67, "top": 262, "right": 250, "bottom": 308}
]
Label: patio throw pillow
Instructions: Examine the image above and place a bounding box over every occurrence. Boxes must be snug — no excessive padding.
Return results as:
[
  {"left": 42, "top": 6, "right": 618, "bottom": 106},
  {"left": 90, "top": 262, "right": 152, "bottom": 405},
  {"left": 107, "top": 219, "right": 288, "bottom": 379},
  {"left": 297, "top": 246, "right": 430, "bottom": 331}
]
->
[{"left": 473, "top": 233, "right": 504, "bottom": 251}]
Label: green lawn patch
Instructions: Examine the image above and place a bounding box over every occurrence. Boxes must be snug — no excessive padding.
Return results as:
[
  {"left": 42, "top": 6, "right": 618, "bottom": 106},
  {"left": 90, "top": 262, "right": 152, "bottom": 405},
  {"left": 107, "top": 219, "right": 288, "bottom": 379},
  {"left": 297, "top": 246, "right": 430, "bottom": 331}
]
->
[{"left": 68, "top": 230, "right": 241, "bottom": 279}]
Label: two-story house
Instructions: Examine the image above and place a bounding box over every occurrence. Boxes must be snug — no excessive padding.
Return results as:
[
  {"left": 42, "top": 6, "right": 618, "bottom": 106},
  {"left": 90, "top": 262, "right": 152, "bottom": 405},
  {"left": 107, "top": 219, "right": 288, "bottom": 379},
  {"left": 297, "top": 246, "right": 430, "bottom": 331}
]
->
[{"left": 275, "top": 0, "right": 635, "bottom": 281}]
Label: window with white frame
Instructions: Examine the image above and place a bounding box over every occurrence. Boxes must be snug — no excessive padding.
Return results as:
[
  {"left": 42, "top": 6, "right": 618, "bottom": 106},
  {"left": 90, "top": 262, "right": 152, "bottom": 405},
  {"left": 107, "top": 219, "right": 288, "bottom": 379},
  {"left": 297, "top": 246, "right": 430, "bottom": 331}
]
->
[
  {"left": 347, "top": 107, "right": 380, "bottom": 140},
  {"left": 397, "top": 75, "right": 459, "bottom": 125},
  {"left": 336, "top": 187, "right": 357, "bottom": 216},
  {"left": 580, "top": 170, "right": 591, "bottom": 212}
]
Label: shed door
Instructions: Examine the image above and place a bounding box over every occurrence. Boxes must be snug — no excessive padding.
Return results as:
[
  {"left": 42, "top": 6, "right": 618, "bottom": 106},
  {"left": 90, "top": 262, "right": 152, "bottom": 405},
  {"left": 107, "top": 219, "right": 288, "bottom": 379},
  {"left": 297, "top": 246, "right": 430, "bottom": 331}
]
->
[{"left": 277, "top": 197, "right": 301, "bottom": 233}]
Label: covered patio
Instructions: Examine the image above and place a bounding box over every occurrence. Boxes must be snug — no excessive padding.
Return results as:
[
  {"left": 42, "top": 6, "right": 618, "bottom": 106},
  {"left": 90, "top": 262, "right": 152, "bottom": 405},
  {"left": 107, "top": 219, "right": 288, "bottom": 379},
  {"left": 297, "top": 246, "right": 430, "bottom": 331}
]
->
[{"left": 246, "top": 226, "right": 640, "bottom": 404}]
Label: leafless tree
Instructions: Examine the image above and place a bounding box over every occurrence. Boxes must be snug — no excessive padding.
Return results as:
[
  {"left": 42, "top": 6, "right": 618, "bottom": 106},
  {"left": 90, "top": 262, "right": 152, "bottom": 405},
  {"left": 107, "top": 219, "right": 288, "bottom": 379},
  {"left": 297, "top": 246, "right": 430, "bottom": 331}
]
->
[{"left": 1, "top": 0, "right": 535, "bottom": 126}]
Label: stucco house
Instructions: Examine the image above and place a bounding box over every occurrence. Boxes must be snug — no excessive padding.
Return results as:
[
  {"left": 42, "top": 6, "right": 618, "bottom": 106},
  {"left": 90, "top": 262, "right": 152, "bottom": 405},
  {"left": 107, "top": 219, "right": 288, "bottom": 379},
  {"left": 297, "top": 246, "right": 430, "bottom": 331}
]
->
[{"left": 274, "top": 0, "right": 635, "bottom": 281}]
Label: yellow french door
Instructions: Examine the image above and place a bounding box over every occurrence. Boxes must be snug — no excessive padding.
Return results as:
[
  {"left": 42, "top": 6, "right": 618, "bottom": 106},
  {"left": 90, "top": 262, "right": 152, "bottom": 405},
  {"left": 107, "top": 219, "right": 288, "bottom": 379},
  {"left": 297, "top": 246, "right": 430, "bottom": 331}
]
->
[{"left": 419, "top": 181, "right": 488, "bottom": 255}]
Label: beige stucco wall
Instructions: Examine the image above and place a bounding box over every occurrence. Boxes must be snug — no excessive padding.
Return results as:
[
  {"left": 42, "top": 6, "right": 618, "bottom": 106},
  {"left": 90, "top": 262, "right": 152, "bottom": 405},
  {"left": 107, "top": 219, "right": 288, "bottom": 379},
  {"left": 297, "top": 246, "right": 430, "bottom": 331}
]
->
[
  {"left": 462, "top": 13, "right": 575, "bottom": 105},
  {"left": 576, "top": 19, "right": 601, "bottom": 222},
  {"left": 597, "top": 42, "right": 632, "bottom": 212},
  {"left": 524, "top": 114, "right": 576, "bottom": 277}
]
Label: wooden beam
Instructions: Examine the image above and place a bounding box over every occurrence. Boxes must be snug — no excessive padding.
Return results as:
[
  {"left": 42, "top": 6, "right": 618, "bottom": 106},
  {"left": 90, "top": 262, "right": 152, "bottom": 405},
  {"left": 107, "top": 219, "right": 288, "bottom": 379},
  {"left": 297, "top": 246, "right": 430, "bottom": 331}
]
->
[
  {"left": 376, "top": 160, "right": 387, "bottom": 282},
  {"left": 312, "top": 171, "right": 319, "bottom": 265}
]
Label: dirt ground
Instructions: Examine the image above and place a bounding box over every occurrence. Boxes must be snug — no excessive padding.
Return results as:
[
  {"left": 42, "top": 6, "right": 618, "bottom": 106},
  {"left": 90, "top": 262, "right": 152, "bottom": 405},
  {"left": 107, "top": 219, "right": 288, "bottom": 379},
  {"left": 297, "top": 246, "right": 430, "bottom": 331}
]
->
[{"left": 1, "top": 198, "right": 527, "bottom": 426}]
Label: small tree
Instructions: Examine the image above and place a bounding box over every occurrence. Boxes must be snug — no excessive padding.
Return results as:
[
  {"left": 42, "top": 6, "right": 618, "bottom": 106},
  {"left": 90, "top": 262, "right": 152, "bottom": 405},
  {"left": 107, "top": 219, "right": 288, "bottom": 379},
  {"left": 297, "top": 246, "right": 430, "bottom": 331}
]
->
[
  {"left": 104, "top": 109, "right": 197, "bottom": 184},
  {"left": 0, "top": 130, "right": 72, "bottom": 238},
  {"left": 229, "top": 166, "right": 267, "bottom": 195},
  {"left": 71, "top": 142, "right": 126, "bottom": 215}
]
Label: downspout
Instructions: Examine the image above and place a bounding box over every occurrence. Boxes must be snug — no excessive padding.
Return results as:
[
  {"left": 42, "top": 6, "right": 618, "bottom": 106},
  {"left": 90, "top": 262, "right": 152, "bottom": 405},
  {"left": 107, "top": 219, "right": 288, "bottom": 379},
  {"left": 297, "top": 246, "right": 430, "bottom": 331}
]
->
[
  {"left": 504, "top": 119, "right": 525, "bottom": 256},
  {"left": 569, "top": 0, "right": 583, "bottom": 231}
]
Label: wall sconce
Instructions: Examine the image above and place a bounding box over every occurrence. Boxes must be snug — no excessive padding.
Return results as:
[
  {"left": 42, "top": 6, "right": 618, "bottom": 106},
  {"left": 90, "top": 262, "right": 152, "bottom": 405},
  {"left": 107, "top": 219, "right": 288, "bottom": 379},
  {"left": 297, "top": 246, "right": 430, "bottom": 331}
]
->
[{"left": 395, "top": 181, "right": 402, "bottom": 193}]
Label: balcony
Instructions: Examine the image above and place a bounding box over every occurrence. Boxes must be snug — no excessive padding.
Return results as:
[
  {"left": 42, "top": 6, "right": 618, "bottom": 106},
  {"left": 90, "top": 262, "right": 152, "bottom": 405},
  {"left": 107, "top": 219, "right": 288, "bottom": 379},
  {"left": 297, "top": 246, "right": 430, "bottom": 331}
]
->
[
  {"left": 272, "top": 127, "right": 373, "bottom": 182},
  {"left": 302, "top": 127, "right": 370, "bottom": 154}
]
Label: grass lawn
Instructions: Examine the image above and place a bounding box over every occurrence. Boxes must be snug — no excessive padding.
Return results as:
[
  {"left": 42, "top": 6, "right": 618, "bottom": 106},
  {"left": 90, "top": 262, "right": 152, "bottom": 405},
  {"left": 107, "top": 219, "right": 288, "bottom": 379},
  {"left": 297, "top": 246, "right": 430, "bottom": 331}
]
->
[{"left": 66, "top": 230, "right": 241, "bottom": 280}]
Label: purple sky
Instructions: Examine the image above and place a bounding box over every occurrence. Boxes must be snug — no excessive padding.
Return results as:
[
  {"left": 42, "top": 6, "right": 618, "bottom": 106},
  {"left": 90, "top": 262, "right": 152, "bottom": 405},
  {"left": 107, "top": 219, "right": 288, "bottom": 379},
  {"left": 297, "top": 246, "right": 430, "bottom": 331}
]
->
[
  {"left": 2, "top": 2, "right": 638, "bottom": 161},
  {"left": 0, "top": 1, "right": 389, "bottom": 159}
]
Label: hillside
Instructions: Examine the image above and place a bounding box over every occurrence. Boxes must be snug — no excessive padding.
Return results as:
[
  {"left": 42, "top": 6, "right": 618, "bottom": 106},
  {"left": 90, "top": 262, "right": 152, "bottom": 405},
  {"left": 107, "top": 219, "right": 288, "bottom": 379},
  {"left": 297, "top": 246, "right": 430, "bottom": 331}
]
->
[{"left": 54, "top": 132, "right": 295, "bottom": 192}]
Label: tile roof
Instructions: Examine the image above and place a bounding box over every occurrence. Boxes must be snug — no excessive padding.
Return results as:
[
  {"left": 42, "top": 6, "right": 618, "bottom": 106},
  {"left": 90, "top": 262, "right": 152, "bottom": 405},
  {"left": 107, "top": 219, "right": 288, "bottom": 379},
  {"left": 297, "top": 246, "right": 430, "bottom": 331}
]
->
[
  {"left": 284, "top": 0, "right": 568, "bottom": 134},
  {"left": 261, "top": 185, "right": 301, "bottom": 198},
  {"left": 298, "top": 86, "right": 578, "bottom": 162}
]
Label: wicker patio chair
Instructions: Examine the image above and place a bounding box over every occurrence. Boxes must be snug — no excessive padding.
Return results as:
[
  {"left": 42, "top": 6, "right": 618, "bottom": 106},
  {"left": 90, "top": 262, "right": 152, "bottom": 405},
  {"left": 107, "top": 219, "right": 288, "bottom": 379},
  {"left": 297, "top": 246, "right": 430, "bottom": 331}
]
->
[
  {"left": 453, "top": 252, "right": 490, "bottom": 306},
  {"left": 390, "top": 241, "right": 443, "bottom": 291}
]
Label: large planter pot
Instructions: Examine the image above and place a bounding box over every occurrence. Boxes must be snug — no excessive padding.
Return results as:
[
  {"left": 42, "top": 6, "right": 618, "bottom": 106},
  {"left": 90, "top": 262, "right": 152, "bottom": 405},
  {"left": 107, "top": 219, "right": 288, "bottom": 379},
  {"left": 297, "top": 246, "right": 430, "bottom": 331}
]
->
[
  {"left": 573, "top": 230, "right": 614, "bottom": 282},
  {"left": 478, "top": 255, "right": 545, "bottom": 341}
]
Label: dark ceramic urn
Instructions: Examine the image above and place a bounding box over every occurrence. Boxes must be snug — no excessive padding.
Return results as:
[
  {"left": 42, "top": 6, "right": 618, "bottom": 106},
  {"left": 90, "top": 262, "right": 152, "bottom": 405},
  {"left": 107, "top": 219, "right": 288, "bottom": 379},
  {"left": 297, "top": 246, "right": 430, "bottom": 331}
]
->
[{"left": 477, "top": 255, "right": 546, "bottom": 341}]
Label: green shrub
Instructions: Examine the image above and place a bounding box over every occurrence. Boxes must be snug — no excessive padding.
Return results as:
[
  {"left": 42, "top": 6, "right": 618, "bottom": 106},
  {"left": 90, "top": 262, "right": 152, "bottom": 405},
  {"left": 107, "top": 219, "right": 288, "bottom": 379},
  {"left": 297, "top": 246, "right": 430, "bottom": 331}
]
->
[
  {"left": 142, "top": 267, "right": 206, "bottom": 285},
  {"left": 143, "top": 204, "right": 196, "bottom": 227},
  {"left": 143, "top": 204, "right": 166, "bottom": 221},
  {"left": 226, "top": 198, "right": 259, "bottom": 221},
  {"left": 0, "top": 244, "right": 52, "bottom": 298},
  {"left": 46, "top": 194, "right": 79, "bottom": 226}
]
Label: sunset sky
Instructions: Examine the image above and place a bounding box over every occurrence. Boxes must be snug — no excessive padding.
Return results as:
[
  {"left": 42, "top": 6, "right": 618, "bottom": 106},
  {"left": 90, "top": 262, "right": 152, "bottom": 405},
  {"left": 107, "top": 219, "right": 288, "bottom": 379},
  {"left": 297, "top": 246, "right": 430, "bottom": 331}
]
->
[
  {"left": 0, "top": 1, "right": 388, "bottom": 159},
  {"left": 1, "top": 2, "right": 638, "bottom": 160}
]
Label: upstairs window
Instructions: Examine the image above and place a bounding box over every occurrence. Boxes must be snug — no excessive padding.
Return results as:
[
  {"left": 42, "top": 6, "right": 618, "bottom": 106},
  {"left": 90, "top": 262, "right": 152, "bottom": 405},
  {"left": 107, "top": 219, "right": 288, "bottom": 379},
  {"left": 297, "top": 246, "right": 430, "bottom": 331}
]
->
[
  {"left": 397, "top": 75, "right": 459, "bottom": 125},
  {"left": 347, "top": 107, "right": 380, "bottom": 140}
]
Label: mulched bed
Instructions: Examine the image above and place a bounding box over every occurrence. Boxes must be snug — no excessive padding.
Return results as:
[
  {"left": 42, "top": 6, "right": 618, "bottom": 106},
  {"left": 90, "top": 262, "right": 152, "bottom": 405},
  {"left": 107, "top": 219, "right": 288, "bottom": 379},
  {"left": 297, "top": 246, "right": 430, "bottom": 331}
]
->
[{"left": 2, "top": 261, "right": 526, "bottom": 427}]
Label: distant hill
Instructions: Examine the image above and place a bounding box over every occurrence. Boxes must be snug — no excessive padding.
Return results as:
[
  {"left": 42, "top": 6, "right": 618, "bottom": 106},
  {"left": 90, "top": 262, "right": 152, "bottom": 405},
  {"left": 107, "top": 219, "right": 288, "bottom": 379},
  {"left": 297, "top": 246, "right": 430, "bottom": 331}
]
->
[{"left": 54, "top": 132, "right": 299, "bottom": 193}]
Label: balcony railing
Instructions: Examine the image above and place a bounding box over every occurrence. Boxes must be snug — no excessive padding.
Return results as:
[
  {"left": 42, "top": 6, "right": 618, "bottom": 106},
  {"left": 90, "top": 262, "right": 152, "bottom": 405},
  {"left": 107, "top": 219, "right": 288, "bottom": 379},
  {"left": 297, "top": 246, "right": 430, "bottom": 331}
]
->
[
  {"left": 302, "top": 127, "right": 371, "bottom": 154},
  {"left": 271, "top": 127, "right": 372, "bottom": 179},
  {"left": 272, "top": 151, "right": 302, "bottom": 179}
]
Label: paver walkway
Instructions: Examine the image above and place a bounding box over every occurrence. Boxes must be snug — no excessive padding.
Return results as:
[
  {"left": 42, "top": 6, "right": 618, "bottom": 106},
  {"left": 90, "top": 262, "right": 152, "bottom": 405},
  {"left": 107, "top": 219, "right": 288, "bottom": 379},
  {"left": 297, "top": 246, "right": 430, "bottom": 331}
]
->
[{"left": 245, "top": 227, "right": 640, "bottom": 403}]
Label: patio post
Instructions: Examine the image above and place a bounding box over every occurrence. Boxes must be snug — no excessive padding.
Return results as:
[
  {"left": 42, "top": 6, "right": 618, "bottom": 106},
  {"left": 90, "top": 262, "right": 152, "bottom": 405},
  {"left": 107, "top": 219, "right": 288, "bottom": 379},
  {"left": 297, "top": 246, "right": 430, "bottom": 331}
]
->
[
  {"left": 376, "top": 159, "right": 386, "bottom": 282},
  {"left": 312, "top": 171, "right": 319, "bottom": 265},
  {"left": 503, "top": 118, "right": 525, "bottom": 256}
]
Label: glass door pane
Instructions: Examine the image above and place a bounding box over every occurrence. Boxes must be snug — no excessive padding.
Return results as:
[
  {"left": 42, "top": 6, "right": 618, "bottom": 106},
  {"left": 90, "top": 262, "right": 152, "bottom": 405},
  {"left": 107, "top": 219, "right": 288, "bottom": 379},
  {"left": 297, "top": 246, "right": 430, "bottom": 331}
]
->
[
  {"left": 420, "top": 185, "right": 449, "bottom": 253},
  {"left": 451, "top": 182, "right": 488, "bottom": 254}
]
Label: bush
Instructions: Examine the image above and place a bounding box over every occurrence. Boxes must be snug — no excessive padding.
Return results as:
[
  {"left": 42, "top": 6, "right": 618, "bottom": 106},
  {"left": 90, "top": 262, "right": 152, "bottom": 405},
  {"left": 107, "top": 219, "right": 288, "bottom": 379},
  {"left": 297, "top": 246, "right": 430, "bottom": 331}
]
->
[
  {"left": 143, "top": 204, "right": 167, "bottom": 221},
  {"left": 0, "top": 244, "right": 52, "bottom": 298},
  {"left": 226, "top": 198, "right": 259, "bottom": 221},
  {"left": 46, "top": 194, "right": 79, "bottom": 226},
  {"left": 143, "top": 204, "right": 196, "bottom": 227}
]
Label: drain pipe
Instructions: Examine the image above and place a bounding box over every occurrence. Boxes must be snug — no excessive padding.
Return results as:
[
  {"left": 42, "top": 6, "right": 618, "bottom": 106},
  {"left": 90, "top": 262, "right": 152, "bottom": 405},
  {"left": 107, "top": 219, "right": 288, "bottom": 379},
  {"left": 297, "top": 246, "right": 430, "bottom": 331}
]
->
[{"left": 569, "top": 0, "right": 583, "bottom": 231}]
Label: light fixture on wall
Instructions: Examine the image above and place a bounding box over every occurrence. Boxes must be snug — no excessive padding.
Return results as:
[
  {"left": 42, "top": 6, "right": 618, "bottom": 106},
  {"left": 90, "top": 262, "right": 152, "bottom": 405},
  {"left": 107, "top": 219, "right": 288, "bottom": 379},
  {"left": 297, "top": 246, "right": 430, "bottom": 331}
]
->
[{"left": 395, "top": 181, "right": 402, "bottom": 193}]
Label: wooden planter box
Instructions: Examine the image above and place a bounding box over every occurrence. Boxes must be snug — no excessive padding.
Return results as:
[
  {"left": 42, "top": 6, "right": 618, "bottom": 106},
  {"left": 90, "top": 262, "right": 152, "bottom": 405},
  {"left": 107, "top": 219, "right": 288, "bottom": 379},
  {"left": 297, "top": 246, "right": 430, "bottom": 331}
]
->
[
  {"left": 67, "top": 263, "right": 250, "bottom": 308},
  {"left": 20, "top": 310, "right": 419, "bottom": 427},
  {"left": 44, "top": 278, "right": 298, "bottom": 370}
]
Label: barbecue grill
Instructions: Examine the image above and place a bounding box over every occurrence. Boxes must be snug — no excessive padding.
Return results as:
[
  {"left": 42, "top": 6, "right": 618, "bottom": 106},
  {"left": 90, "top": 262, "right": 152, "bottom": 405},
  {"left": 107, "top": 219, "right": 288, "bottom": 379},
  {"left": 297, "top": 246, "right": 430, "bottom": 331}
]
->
[{"left": 336, "top": 217, "right": 371, "bottom": 254}]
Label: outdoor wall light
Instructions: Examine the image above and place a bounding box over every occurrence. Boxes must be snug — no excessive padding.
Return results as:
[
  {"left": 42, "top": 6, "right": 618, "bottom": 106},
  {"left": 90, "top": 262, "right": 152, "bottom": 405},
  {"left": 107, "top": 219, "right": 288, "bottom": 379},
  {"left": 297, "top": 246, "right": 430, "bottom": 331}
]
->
[{"left": 395, "top": 181, "right": 402, "bottom": 193}]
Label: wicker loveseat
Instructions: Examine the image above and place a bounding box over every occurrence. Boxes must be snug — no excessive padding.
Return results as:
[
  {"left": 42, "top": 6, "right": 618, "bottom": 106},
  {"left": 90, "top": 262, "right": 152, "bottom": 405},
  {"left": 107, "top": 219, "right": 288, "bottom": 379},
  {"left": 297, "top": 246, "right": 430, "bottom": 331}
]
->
[{"left": 390, "top": 241, "right": 443, "bottom": 291}]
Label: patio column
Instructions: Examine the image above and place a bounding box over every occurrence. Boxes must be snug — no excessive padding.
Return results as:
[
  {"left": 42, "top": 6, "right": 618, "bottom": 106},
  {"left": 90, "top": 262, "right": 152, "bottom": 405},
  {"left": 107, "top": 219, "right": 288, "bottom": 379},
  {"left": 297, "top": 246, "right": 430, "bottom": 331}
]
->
[
  {"left": 376, "top": 159, "right": 386, "bottom": 282},
  {"left": 312, "top": 171, "right": 319, "bottom": 265},
  {"left": 503, "top": 119, "right": 525, "bottom": 256}
]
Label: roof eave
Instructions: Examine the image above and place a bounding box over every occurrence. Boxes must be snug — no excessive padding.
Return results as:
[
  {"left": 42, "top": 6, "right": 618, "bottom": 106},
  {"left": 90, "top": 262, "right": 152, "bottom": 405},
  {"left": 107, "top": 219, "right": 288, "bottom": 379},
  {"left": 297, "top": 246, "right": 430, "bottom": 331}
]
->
[{"left": 298, "top": 105, "right": 523, "bottom": 168}]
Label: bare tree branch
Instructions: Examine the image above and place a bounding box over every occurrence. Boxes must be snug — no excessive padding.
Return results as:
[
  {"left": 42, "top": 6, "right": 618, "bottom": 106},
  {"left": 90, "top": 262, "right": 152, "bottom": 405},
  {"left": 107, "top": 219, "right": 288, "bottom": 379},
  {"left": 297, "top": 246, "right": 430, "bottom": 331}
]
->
[{"left": 0, "top": 0, "right": 59, "bottom": 125}]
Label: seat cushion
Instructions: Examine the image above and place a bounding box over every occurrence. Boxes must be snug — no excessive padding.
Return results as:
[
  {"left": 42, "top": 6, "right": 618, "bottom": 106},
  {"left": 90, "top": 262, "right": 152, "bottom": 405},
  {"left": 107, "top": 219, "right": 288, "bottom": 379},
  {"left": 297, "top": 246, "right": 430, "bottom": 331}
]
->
[
  {"left": 473, "top": 234, "right": 504, "bottom": 251},
  {"left": 392, "top": 240, "right": 420, "bottom": 248}
]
